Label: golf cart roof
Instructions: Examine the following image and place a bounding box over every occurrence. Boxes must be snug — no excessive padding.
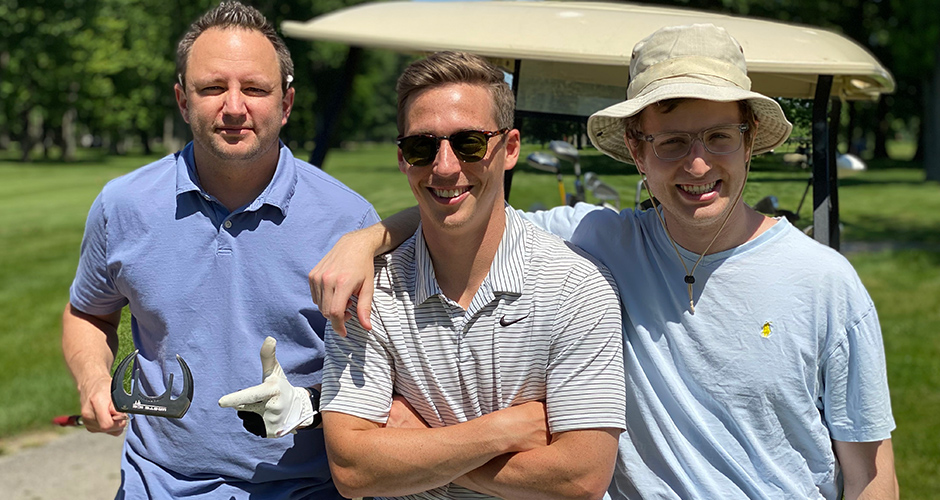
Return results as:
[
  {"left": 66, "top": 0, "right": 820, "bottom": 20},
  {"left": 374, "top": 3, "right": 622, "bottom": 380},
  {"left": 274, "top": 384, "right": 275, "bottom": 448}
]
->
[{"left": 282, "top": 0, "right": 894, "bottom": 116}]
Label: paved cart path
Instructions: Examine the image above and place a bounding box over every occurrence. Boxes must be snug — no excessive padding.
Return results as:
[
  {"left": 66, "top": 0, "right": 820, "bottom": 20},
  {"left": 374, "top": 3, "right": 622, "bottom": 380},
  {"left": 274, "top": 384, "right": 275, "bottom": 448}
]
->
[{"left": 0, "top": 428, "right": 123, "bottom": 500}]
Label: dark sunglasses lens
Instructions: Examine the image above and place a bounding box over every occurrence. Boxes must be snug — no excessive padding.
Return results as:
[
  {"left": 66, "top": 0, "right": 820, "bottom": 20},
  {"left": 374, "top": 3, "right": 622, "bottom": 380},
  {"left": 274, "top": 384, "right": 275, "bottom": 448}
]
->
[
  {"left": 399, "top": 135, "right": 437, "bottom": 167},
  {"left": 450, "top": 131, "right": 489, "bottom": 162}
]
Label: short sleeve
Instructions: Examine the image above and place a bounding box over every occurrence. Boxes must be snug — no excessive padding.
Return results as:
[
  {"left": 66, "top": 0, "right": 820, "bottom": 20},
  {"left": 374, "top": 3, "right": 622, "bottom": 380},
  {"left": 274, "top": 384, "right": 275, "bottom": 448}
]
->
[
  {"left": 360, "top": 206, "right": 381, "bottom": 229},
  {"left": 69, "top": 191, "right": 128, "bottom": 315},
  {"left": 822, "top": 302, "right": 896, "bottom": 442},
  {"left": 545, "top": 264, "right": 627, "bottom": 433},
  {"left": 320, "top": 297, "right": 396, "bottom": 424},
  {"left": 518, "top": 202, "right": 602, "bottom": 241}
]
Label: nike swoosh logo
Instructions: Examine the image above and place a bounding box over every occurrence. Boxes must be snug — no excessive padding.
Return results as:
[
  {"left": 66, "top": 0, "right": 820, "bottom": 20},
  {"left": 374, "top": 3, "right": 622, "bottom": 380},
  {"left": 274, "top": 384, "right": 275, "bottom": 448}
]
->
[{"left": 499, "top": 313, "right": 529, "bottom": 327}]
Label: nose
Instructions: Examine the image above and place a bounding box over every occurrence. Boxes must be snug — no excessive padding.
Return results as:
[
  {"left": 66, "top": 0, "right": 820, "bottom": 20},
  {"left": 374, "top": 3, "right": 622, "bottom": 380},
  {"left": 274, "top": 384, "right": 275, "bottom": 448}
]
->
[
  {"left": 432, "top": 139, "right": 462, "bottom": 176},
  {"left": 222, "top": 90, "right": 247, "bottom": 116},
  {"left": 685, "top": 140, "right": 710, "bottom": 176}
]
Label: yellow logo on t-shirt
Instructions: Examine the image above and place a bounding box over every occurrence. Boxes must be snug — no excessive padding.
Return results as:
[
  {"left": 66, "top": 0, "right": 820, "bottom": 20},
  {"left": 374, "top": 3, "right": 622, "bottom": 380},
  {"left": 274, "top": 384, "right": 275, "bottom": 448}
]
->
[{"left": 761, "top": 321, "right": 773, "bottom": 338}]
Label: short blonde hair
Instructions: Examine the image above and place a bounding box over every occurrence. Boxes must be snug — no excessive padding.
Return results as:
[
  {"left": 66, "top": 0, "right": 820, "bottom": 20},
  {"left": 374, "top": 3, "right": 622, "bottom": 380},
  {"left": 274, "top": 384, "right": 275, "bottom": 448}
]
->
[{"left": 396, "top": 51, "right": 514, "bottom": 134}]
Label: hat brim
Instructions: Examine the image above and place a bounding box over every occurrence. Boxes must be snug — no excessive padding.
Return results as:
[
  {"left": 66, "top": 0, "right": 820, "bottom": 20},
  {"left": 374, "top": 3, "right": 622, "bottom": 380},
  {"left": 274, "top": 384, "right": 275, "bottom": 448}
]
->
[{"left": 587, "top": 82, "right": 792, "bottom": 164}]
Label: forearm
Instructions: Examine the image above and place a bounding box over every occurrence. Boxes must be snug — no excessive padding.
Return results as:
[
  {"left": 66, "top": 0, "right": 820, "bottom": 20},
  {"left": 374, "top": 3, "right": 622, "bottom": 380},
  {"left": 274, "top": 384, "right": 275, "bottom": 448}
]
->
[
  {"left": 61, "top": 303, "right": 121, "bottom": 388},
  {"left": 372, "top": 205, "right": 420, "bottom": 255},
  {"left": 324, "top": 410, "right": 530, "bottom": 498},
  {"left": 836, "top": 439, "right": 898, "bottom": 500},
  {"left": 456, "top": 429, "right": 620, "bottom": 500}
]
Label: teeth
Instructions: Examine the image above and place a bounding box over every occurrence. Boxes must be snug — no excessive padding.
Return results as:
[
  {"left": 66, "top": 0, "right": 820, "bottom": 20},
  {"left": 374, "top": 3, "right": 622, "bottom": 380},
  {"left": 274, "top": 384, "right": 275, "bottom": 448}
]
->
[
  {"left": 433, "top": 188, "right": 467, "bottom": 198},
  {"left": 680, "top": 182, "right": 717, "bottom": 195}
]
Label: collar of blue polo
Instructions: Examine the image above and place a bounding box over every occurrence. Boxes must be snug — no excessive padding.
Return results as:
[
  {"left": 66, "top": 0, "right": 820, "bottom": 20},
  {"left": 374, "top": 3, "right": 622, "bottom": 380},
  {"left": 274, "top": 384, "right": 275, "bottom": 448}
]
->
[{"left": 174, "top": 141, "right": 296, "bottom": 217}]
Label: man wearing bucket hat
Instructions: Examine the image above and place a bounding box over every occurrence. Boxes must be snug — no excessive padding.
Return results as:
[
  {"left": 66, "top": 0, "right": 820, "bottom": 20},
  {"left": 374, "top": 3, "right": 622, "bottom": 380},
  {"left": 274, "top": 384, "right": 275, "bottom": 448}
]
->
[{"left": 308, "top": 24, "right": 897, "bottom": 499}]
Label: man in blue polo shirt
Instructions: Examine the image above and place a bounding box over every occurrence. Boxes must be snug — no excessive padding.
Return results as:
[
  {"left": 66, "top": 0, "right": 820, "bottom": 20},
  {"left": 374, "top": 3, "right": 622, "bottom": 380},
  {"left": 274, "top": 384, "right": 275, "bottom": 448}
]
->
[{"left": 61, "top": 2, "right": 378, "bottom": 498}]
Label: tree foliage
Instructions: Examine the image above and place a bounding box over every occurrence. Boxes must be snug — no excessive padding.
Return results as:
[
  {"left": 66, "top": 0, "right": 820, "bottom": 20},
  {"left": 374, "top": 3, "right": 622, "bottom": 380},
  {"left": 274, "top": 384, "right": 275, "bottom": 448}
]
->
[
  {"left": 0, "top": 0, "right": 934, "bottom": 167},
  {"left": 0, "top": 0, "right": 402, "bottom": 162}
]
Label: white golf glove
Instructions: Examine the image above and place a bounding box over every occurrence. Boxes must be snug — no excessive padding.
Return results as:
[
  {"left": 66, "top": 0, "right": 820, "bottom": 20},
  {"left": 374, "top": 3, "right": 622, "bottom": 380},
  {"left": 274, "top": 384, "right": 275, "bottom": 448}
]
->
[{"left": 218, "top": 336, "right": 319, "bottom": 438}]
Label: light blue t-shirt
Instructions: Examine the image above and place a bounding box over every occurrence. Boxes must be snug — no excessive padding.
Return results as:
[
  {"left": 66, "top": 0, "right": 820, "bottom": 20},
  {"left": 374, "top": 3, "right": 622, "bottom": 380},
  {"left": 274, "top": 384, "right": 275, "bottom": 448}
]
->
[
  {"left": 523, "top": 203, "right": 895, "bottom": 500},
  {"left": 70, "top": 143, "right": 380, "bottom": 499}
]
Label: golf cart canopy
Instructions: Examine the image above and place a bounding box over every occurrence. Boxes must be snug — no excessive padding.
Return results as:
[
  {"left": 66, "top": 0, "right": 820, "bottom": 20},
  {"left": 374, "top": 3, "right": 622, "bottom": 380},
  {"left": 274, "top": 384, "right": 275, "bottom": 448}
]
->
[
  {"left": 282, "top": 0, "right": 895, "bottom": 249},
  {"left": 283, "top": 1, "right": 892, "bottom": 114}
]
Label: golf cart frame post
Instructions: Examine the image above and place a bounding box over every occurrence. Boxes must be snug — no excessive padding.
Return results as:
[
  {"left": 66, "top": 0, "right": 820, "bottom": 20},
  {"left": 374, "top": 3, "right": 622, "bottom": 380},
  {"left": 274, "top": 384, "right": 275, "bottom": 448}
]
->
[{"left": 282, "top": 1, "right": 894, "bottom": 251}]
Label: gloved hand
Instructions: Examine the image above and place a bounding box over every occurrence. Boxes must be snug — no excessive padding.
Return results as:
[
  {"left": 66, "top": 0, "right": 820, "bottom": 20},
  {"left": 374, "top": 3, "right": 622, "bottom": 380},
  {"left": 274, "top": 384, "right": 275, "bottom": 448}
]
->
[{"left": 218, "top": 336, "right": 318, "bottom": 438}]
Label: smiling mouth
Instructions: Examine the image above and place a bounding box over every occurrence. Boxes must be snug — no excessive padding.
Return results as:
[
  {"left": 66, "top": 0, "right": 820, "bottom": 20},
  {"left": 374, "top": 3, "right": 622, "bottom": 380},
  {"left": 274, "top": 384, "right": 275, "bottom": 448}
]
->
[
  {"left": 679, "top": 181, "right": 718, "bottom": 195},
  {"left": 431, "top": 187, "right": 471, "bottom": 199},
  {"left": 218, "top": 127, "right": 251, "bottom": 134}
]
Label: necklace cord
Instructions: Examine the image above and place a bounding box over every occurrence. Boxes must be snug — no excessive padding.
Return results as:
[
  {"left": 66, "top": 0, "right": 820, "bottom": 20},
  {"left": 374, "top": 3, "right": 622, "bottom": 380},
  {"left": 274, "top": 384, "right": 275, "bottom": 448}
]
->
[{"left": 643, "top": 152, "right": 753, "bottom": 314}]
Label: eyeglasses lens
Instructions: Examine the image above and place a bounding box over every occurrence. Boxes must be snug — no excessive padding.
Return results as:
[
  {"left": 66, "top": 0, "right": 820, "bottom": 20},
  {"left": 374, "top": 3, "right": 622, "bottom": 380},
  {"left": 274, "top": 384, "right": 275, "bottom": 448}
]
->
[
  {"left": 650, "top": 125, "right": 745, "bottom": 160},
  {"left": 398, "top": 130, "right": 493, "bottom": 167}
]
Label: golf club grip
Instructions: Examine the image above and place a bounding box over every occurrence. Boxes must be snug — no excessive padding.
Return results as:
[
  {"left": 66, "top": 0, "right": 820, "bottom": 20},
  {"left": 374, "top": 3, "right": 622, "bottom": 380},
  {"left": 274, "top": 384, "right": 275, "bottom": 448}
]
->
[{"left": 52, "top": 415, "right": 83, "bottom": 427}]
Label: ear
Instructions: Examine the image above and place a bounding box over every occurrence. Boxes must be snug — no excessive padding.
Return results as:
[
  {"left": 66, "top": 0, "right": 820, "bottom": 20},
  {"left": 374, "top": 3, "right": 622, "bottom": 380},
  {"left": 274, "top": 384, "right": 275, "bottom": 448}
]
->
[
  {"left": 502, "top": 129, "right": 520, "bottom": 171},
  {"left": 397, "top": 148, "right": 408, "bottom": 174},
  {"left": 281, "top": 87, "right": 295, "bottom": 125},
  {"left": 174, "top": 83, "right": 190, "bottom": 124},
  {"left": 625, "top": 137, "right": 646, "bottom": 175}
]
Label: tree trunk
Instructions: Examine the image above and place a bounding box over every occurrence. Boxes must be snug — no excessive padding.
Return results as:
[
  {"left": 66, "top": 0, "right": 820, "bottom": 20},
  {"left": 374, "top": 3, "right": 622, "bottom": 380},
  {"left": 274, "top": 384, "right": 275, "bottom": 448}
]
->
[
  {"left": 163, "top": 113, "right": 183, "bottom": 153},
  {"left": 925, "top": 37, "right": 940, "bottom": 181},
  {"left": 873, "top": 96, "right": 889, "bottom": 159},
  {"left": 62, "top": 107, "right": 78, "bottom": 162},
  {"left": 846, "top": 102, "right": 862, "bottom": 155},
  {"left": 21, "top": 108, "right": 44, "bottom": 162},
  {"left": 140, "top": 129, "right": 152, "bottom": 155}
]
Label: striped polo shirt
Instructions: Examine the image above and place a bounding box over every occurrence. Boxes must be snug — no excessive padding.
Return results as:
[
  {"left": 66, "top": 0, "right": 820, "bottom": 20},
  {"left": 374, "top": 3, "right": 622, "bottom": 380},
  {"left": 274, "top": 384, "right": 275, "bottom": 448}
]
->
[{"left": 322, "top": 205, "right": 626, "bottom": 500}]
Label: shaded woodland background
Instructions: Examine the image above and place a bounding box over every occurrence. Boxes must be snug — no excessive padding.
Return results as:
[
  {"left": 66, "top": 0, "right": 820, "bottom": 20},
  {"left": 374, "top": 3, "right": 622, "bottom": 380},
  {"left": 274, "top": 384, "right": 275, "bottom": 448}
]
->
[{"left": 2, "top": 0, "right": 938, "bottom": 178}]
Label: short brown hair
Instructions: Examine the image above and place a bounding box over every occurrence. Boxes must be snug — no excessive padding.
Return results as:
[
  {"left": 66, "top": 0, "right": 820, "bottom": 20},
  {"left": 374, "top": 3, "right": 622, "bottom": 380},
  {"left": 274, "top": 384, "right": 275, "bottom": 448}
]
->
[
  {"left": 176, "top": 1, "right": 294, "bottom": 94},
  {"left": 396, "top": 51, "right": 515, "bottom": 134},
  {"left": 625, "top": 99, "right": 757, "bottom": 154}
]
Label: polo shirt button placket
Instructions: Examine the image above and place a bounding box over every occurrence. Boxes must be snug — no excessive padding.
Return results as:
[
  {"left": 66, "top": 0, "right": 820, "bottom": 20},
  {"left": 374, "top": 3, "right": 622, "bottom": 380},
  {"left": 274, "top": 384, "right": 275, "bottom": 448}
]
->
[{"left": 218, "top": 218, "right": 234, "bottom": 255}]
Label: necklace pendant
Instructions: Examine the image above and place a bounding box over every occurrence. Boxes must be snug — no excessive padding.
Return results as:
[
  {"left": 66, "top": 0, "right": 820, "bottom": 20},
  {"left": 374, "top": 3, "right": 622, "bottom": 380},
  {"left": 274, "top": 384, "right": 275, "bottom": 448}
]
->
[{"left": 684, "top": 275, "right": 695, "bottom": 284}]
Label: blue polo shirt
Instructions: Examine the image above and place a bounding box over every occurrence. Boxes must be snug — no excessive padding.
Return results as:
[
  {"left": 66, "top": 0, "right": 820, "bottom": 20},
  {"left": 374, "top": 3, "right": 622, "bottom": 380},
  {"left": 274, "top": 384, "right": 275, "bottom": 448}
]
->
[{"left": 70, "top": 142, "right": 379, "bottom": 499}]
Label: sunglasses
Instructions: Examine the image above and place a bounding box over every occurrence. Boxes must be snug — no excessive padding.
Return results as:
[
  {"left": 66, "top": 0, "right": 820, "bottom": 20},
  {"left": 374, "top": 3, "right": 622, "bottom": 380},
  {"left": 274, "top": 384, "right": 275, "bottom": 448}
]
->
[{"left": 396, "top": 129, "right": 509, "bottom": 167}]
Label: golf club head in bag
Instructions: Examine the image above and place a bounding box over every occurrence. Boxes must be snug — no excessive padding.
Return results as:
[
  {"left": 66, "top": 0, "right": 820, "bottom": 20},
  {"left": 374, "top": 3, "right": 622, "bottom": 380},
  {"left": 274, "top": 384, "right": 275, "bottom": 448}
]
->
[
  {"left": 584, "top": 172, "right": 620, "bottom": 210},
  {"left": 549, "top": 140, "right": 584, "bottom": 204},
  {"left": 526, "top": 152, "right": 560, "bottom": 174}
]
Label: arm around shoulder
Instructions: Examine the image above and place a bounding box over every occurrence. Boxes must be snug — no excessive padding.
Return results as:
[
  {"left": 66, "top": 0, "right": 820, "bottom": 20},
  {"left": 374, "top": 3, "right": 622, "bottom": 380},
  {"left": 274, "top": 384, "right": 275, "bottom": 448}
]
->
[{"left": 309, "top": 206, "right": 420, "bottom": 336}]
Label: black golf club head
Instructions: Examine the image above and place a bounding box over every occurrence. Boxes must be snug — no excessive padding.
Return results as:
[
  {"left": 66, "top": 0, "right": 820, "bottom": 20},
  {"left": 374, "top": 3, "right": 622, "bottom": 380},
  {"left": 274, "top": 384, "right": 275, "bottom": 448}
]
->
[{"left": 111, "top": 350, "right": 194, "bottom": 418}]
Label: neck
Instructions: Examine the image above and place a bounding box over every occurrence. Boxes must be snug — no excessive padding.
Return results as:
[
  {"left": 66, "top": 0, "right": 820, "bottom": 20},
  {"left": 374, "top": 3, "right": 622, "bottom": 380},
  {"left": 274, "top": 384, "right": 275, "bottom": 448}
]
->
[
  {"left": 192, "top": 143, "right": 280, "bottom": 212},
  {"left": 422, "top": 206, "right": 506, "bottom": 310}
]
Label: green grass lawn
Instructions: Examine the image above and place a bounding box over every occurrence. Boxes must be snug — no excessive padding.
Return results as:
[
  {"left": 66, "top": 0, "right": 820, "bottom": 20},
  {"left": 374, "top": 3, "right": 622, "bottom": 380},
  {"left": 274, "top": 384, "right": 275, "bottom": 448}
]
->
[{"left": 1, "top": 145, "right": 938, "bottom": 495}]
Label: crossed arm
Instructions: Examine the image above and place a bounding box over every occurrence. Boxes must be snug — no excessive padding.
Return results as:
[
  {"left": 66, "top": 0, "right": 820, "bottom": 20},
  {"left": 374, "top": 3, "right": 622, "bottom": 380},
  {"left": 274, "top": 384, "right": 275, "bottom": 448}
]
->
[{"left": 324, "top": 404, "right": 619, "bottom": 500}]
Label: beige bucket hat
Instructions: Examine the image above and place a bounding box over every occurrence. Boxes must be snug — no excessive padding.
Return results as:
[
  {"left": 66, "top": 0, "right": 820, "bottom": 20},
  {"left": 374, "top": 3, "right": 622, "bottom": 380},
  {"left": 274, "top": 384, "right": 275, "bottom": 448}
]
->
[{"left": 587, "top": 23, "right": 792, "bottom": 164}]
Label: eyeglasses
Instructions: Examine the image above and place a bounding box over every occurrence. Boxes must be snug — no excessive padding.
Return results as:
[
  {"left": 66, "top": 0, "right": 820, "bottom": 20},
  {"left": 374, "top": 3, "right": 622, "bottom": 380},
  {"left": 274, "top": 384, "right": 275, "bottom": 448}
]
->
[
  {"left": 396, "top": 129, "right": 509, "bottom": 167},
  {"left": 641, "top": 123, "right": 749, "bottom": 161}
]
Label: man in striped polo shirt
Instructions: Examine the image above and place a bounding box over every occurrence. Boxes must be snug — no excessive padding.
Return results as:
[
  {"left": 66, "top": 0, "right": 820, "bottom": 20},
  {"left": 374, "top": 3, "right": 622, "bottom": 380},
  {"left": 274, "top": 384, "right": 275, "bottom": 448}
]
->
[{"left": 316, "top": 52, "right": 626, "bottom": 500}]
